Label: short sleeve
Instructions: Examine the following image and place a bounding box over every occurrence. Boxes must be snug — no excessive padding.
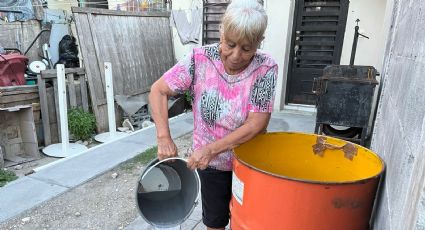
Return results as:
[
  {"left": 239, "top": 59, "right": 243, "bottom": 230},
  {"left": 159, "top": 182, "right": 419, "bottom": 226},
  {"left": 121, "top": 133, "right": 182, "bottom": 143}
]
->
[
  {"left": 162, "top": 50, "right": 195, "bottom": 94},
  {"left": 248, "top": 65, "right": 278, "bottom": 113}
]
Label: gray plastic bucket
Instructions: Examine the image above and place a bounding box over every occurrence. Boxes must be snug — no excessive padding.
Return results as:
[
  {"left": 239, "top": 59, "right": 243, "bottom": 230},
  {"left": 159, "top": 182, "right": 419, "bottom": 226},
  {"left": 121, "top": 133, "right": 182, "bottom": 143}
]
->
[{"left": 136, "top": 157, "right": 200, "bottom": 228}]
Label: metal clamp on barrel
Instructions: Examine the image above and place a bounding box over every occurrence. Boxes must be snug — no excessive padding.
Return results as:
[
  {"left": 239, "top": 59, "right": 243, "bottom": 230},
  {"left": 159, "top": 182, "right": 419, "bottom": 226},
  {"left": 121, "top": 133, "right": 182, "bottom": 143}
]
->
[{"left": 312, "top": 136, "right": 358, "bottom": 160}]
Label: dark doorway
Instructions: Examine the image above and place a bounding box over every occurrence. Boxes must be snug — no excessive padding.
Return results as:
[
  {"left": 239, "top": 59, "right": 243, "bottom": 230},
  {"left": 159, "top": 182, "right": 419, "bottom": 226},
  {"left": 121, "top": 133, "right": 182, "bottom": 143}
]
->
[{"left": 286, "top": 0, "right": 349, "bottom": 105}]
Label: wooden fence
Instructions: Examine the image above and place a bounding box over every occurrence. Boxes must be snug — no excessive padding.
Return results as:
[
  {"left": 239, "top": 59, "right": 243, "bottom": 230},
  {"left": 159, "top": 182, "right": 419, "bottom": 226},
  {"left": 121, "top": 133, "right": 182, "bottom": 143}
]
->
[{"left": 72, "top": 7, "right": 175, "bottom": 132}]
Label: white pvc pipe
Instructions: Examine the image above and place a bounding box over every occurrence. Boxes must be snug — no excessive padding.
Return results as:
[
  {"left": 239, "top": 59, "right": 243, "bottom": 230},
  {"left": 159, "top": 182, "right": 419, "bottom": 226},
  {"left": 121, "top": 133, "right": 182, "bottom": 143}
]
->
[
  {"left": 57, "top": 64, "right": 69, "bottom": 154},
  {"left": 104, "top": 62, "right": 117, "bottom": 137}
]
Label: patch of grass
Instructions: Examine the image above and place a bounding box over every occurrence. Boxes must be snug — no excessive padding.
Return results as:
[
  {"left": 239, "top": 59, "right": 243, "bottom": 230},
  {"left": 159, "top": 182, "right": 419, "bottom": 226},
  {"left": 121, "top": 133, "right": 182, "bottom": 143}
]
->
[
  {"left": 121, "top": 146, "right": 158, "bottom": 171},
  {"left": 0, "top": 169, "right": 18, "bottom": 187}
]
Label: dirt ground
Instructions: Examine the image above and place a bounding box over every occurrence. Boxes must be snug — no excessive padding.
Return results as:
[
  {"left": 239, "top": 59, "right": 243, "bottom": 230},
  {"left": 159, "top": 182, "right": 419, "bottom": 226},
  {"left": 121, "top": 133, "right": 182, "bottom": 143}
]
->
[{"left": 0, "top": 133, "right": 193, "bottom": 230}]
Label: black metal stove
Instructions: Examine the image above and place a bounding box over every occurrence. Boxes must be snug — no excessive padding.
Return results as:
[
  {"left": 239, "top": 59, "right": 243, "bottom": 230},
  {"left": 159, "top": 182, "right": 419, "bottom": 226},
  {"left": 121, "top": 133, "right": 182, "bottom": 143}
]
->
[
  {"left": 313, "top": 65, "right": 378, "bottom": 146},
  {"left": 312, "top": 19, "right": 380, "bottom": 146}
]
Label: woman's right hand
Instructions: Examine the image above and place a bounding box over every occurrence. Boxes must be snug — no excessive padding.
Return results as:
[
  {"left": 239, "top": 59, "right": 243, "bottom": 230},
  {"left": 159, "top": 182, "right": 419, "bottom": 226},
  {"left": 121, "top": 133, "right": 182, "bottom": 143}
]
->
[{"left": 157, "top": 136, "right": 178, "bottom": 160}]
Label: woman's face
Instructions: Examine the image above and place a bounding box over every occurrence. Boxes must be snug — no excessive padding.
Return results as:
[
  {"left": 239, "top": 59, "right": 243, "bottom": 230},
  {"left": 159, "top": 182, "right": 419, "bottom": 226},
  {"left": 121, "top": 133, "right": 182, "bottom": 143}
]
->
[{"left": 220, "top": 30, "right": 258, "bottom": 75}]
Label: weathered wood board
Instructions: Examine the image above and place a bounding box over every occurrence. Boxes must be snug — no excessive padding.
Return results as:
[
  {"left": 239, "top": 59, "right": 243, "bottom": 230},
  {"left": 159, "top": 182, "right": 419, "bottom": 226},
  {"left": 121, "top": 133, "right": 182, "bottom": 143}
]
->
[{"left": 0, "top": 20, "right": 42, "bottom": 62}]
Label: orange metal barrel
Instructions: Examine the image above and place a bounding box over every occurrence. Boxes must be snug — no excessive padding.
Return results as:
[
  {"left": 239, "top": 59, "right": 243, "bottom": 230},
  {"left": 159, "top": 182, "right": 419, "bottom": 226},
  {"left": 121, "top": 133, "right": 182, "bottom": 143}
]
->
[{"left": 230, "top": 132, "right": 384, "bottom": 230}]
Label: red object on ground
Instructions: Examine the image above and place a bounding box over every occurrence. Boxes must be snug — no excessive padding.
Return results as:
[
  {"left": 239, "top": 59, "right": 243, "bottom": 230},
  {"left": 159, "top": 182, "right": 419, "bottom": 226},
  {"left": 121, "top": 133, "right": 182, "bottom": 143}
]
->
[{"left": 0, "top": 53, "right": 28, "bottom": 86}]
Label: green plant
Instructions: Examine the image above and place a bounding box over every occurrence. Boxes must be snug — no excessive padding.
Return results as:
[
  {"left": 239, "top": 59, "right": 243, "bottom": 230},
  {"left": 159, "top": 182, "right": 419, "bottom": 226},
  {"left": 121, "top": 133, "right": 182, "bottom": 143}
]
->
[
  {"left": 0, "top": 169, "right": 18, "bottom": 187},
  {"left": 68, "top": 108, "right": 96, "bottom": 141},
  {"left": 183, "top": 91, "right": 193, "bottom": 111},
  {"left": 184, "top": 91, "right": 193, "bottom": 104},
  {"left": 120, "top": 146, "right": 158, "bottom": 171}
]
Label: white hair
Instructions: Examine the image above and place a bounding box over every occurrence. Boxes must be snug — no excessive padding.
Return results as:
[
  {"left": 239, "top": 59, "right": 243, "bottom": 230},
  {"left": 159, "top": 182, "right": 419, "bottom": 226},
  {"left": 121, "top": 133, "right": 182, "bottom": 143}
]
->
[{"left": 221, "top": 0, "right": 267, "bottom": 45}]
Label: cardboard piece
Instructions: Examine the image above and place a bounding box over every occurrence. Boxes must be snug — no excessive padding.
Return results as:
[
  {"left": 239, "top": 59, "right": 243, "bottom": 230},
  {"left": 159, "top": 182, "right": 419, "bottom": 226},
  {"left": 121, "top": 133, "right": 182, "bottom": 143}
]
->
[{"left": 0, "top": 105, "right": 40, "bottom": 166}]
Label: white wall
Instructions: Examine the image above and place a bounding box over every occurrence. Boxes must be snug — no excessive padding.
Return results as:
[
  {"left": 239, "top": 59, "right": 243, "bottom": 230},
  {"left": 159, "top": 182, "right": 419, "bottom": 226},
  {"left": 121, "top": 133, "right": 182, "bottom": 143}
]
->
[
  {"left": 262, "top": 0, "right": 294, "bottom": 111},
  {"left": 340, "top": 0, "right": 388, "bottom": 71}
]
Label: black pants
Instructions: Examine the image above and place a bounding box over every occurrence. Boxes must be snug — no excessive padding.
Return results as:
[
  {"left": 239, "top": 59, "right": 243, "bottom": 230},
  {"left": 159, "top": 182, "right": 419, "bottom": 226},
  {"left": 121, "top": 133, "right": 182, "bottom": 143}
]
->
[{"left": 197, "top": 167, "right": 233, "bottom": 229}]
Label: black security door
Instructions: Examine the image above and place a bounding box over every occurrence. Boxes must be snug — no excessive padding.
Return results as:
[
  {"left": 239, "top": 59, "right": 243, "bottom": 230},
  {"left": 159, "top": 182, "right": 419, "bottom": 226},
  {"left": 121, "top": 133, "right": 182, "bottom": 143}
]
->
[{"left": 286, "top": 0, "right": 349, "bottom": 104}]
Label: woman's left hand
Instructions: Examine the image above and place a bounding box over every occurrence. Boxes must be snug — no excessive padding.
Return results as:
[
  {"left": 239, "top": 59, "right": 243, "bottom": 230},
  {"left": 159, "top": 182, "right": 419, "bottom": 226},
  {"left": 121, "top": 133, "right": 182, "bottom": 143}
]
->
[{"left": 187, "top": 147, "right": 215, "bottom": 170}]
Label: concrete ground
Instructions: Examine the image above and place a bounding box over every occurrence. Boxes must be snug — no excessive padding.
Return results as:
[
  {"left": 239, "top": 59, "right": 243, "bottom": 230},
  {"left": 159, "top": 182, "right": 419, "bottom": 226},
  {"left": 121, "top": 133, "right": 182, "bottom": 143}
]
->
[{"left": 0, "top": 110, "right": 316, "bottom": 229}]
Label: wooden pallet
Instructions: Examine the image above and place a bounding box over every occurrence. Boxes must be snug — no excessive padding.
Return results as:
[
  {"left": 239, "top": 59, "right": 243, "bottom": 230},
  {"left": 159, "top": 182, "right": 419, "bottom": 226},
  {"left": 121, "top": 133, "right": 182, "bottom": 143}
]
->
[{"left": 38, "top": 68, "right": 89, "bottom": 146}]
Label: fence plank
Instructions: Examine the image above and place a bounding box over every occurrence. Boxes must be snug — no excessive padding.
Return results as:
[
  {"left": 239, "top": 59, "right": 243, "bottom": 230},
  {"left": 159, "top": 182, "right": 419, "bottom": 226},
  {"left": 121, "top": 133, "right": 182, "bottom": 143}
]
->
[
  {"left": 52, "top": 79, "right": 61, "bottom": 142},
  {"left": 67, "top": 73, "right": 77, "bottom": 108},
  {"left": 73, "top": 12, "right": 105, "bottom": 132},
  {"left": 79, "top": 75, "right": 89, "bottom": 112},
  {"left": 0, "top": 85, "right": 38, "bottom": 94},
  {"left": 41, "top": 68, "right": 85, "bottom": 77},
  {"left": 71, "top": 7, "right": 170, "bottom": 17},
  {"left": 38, "top": 75, "right": 51, "bottom": 146}
]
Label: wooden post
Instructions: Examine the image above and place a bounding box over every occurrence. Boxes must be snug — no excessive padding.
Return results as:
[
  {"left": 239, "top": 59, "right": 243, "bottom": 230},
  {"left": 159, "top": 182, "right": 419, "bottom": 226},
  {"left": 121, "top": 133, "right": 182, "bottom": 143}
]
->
[{"left": 38, "top": 74, "right": 51, "bottom": 146}]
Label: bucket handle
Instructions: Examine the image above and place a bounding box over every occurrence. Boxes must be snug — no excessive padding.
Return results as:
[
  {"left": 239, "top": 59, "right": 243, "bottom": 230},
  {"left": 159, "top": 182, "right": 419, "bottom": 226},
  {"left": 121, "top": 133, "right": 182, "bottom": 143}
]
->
[
  {"left": 142, "top": 157, "right": 188, "bottom": 180},
  {"left": 312, "top": 136, "right": 358, "bottom": 160}
]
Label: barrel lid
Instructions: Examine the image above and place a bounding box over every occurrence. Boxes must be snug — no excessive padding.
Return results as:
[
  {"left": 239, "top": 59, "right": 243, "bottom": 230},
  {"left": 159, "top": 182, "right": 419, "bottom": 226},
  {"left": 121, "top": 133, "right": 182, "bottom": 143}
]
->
[{"left": 136, "top": 157, "right": 200, "bottom": 228}]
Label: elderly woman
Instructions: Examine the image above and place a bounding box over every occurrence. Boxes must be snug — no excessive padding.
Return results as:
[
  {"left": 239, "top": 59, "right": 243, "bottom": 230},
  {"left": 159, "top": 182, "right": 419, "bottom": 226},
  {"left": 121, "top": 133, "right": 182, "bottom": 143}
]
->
[{"left": 149, "top": 0, "right": 277, "bottom": 229}]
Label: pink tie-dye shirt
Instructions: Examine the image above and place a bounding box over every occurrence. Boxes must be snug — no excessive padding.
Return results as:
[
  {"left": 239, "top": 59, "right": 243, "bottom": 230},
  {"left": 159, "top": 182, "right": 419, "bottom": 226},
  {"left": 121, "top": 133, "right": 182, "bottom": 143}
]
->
[{"left": 163, "top": 43, "right": 278, "bottom": 171}]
